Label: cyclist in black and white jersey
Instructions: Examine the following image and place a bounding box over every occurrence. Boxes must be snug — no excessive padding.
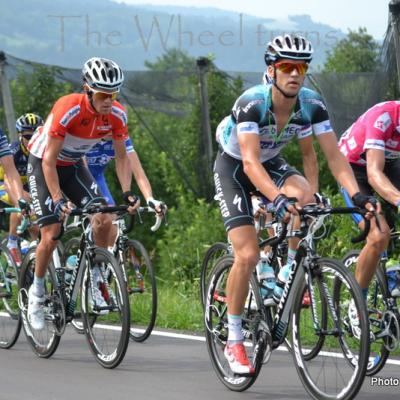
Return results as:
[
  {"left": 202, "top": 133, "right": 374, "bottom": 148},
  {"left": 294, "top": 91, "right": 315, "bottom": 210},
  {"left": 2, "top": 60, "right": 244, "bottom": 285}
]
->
[{"left": 213, "top": 33, "right": 378, "bottom": 375}]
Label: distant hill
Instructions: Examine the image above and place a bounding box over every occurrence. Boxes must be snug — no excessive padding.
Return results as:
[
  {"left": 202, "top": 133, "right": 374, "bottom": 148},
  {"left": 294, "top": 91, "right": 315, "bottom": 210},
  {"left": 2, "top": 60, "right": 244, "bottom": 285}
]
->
[{"left": 0, "top": 0, "right": 346, "bottom": 71}]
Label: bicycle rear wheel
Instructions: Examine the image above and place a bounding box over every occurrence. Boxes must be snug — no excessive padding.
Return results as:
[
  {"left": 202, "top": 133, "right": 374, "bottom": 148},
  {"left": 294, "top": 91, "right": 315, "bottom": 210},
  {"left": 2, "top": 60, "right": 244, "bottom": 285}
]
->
[
  {"left": 291, "top": 258, "right": 368, "bottom": 400},
  {"left": 124, "top": 239, "right": 157, "bottom": 342},
  {"left": 342, "top": 250, "right": 391, "bottom": 376},
  {"left": 0, "top": 244, "right": 21, "bottom": 349},
  {"left": 204, "top": 255, "right": 263, "bottom": 392},
  {"left": 200, "top": 242, "right": 229, "bottom": 307},
  {"left": 81, "top": 247, "right": 130, "bottom": 368},
  {"left": 18, "top": 248, "right": 61, "bottom": 358}
]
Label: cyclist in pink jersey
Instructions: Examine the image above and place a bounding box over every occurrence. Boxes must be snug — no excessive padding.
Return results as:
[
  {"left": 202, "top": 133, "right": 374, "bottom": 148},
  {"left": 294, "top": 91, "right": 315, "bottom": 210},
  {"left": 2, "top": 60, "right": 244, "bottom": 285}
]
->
[{"left": 339, "top": 101, "right": 400, "bottom": 337}]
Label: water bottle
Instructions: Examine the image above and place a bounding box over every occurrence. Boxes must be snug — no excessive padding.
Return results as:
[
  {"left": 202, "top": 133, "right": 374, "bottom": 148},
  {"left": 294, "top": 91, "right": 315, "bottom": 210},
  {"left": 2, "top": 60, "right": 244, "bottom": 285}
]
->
[
  {"left": 273, "top": 263, "right": 293, "bottom": 303},
  {"left": 20, "top": 240, "right": 30, "bottom": 256},
  {"left": 386, "top": 260, "right": 400, "bottom": 297},
  {"left": 65, "top": 255, "right": 78, "bottom": 284},
  {"left": 256, "top": 251, "right": 276, "bottom": 304}
]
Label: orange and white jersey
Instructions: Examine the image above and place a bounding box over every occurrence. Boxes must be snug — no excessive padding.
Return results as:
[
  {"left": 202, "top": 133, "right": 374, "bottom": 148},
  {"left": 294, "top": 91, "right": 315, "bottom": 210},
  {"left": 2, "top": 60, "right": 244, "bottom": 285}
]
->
[{"left": 28, "top": 93, "right": 128, "bottom": 166}]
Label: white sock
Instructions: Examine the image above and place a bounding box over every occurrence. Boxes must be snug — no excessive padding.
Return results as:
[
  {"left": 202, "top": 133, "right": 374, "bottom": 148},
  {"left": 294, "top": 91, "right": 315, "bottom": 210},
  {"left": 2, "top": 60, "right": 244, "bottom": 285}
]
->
[
  {"left": 227, "top": 314, "right": 243, "bottom": 343},
  {"left": 32, "top": 275, "right": 45, "bottom": 297}
]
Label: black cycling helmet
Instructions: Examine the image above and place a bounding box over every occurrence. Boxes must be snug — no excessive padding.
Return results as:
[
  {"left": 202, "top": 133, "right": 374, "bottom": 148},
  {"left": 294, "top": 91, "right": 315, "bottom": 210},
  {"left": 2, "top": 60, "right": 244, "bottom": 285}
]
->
[{"left": 16, "top": 113, "right": 43, "bottom": 133}]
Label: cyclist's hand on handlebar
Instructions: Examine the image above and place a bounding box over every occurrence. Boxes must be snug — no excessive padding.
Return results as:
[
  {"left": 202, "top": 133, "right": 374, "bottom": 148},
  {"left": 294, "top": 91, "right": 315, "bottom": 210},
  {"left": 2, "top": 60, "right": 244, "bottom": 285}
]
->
[
  {"left": 54, "top": 198, "right": 71, "bottom": 221},
  {"left": 147, "top": 197, "right": 167, "bottom": 216},
  {"left": 273, "top": 194, "right": 297, "bottom": 223},
  {"left": 18, "top": 198, "right": 30, "bottom": 215},
  {"left": 351, "top": 192, "right": 381, "bottom": 218},
  {"left": 123, "top": 191, "right": 140, "bottom": 214}
]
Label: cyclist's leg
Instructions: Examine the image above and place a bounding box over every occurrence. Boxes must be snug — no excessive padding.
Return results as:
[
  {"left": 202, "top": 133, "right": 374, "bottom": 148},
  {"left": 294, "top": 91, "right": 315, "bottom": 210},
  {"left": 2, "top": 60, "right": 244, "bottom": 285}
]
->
[
  {"left": 214, "top": 151, "right": 257, "bottom": 374},
  {"left": 27, "top": 155, "right": 62, "bottom": 329},
  {"left": 341, "top": 163, "right": 390, "bottom": 290}
]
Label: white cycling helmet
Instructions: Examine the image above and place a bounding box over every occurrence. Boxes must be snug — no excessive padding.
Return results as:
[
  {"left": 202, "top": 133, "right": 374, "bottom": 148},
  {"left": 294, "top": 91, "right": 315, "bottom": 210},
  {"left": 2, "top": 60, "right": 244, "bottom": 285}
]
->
[
  {"left": 82, "top": 57, "right": 124, "bottom": 92},
  {"left": 264, "top": 34, "right": 313, "bottom": 65}
]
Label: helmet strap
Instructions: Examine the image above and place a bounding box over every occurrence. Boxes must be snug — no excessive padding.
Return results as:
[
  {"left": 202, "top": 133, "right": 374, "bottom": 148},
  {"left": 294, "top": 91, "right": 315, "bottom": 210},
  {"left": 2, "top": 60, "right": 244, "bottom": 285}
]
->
[{"left": 272, "top": 66, "right": 298, "bottom": 99}]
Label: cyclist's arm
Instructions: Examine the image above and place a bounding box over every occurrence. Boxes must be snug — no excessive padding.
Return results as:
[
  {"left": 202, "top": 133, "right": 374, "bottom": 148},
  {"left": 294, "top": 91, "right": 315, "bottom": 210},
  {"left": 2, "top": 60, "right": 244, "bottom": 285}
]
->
[
  {"left": 238, "top": 133, "right": 280, "bottom": 201},
  {"left": 113, "top": 138, "right": 131, "bottom": 192},
  {"left": 0, "top": 155, "right": 24, "bottom": 203},
  {"left": 42, "top": 135, "right": 64, "bottom": 202},
  {"left": 316, "top": 131, "right": 359, "bottom": 197},
  {"left": 298, "top": 135, "right": 319, "bottom": 193},
  {"left": 127, "top": 151, "right": 153, "bottom": 201},
  {"left": 366, "top": 148, "right": 400, "bottom": 205}
]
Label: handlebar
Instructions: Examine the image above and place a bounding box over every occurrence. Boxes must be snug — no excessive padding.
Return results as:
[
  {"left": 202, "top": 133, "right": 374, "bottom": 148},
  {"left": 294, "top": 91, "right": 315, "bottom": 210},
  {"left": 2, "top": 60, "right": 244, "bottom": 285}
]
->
[
  {"left": 298, "top": 205, "right": 371, "bottom": 244},
  {"left": 52, "top": 204, "right": 166, "bottom": 240}
]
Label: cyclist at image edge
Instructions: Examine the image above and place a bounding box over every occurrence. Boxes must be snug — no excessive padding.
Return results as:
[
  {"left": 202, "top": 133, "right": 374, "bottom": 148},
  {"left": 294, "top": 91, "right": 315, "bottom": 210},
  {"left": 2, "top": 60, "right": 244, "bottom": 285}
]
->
[
  {"left": 339, "top": 102, "right": 400, "bottom": 308},
  {"left": 0, "top": 113, "right": 42, "bottom": 265},
  {"left": 26, "top": 57, "right": 142, "bottom": 331},
  {"left": 85, "top": 135, "right": 165, "bottom": 216},
  {"left": 213, "top": 34, "right": 381, "bottom": 375}
]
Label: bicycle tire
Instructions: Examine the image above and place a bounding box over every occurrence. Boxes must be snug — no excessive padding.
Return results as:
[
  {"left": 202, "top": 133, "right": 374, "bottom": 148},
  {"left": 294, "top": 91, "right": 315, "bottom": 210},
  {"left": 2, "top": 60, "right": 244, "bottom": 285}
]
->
[
  {"left": 292, "top": 258, "right": 368, "bottom": 400},
  {"left": 124, "top": 239, "right": 157, "bottom": 342},
  {"left": 0, "top": 244, "right": 21, "bottom": 349},
  {"left": 18, "top": 247, "right": 61, "bottom": 358},
  {"left": 204, "top": 255, "right": 263, "bottom": 392},
  {"left": 200, "top": 242, "right": 229, "bottom": 307},
  {"left": 341, "top": 250, "right": 390, "bottom": 376},
  {"left": 81, "top": 247, "right": 130, "bottom": 369}
]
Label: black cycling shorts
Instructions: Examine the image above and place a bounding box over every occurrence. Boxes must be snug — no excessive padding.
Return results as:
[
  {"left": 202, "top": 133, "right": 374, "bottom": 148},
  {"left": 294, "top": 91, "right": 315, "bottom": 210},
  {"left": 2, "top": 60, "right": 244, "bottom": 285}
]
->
[
  {"left": 27, "top": 155, "right": 106, "bottom": 227},
  {"left": 214, "top": 151, "right": 301, "bottom": 232}
]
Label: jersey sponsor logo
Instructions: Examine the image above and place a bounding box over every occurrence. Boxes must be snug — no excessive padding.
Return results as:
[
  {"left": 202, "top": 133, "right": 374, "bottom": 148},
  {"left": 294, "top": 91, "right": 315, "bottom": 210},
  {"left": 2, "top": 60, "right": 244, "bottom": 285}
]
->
[
  {"left": 80, "top": 118, "right": 91, "bottom": 126},
  {"left": 242, "top": 99, "right": 264, "bottom": 113},
  {"left": 303, "top": 98, "right": 327, "bottom": 111},
  {"left": 238, "top": 121, "right": 258, "bottom": 133},
  {"left": 28, "top": 175, "right": 43, "bottom": 216},
  {"left": 111, "top": 106, "right": 127, "bottom": 126},
  {"left": 91, "top": 182, "right": 98, "bottom": 195},
  {"left": 348, "top": 137, "right": 357, "bottom": 150},
  {"left": 386, "top": 138, "right": 399, "bottom": 148},
  {"left": 97, "top": 125, "right": 113, "bottom": 131},
  {"left": 60, "top": 105, "right": 80, "bottom": 127},
  {"left": 279, "top": 164, "right": 288, "bottom": 171},
  {"left": 45, "top": 196, "right": 53, "bottom": 212},
  {"left": 214, "top": 172, "right": 230, "bottom": 218},
  {"left": 373, "top": 112, "right": 392, "bottom": 132},
  {"left": 27, "top": 162, "right": 33, "bottom": 174},
  {"left": 233, "top": 194, "right": 243, "bottom": 212}
]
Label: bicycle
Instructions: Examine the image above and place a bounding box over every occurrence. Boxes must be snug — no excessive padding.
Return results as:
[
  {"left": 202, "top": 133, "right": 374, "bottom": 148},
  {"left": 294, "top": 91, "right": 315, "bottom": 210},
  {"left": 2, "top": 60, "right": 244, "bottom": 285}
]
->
[
  {"left": 341, "top": 230, "right": 400, "bottom": 376},
  {"left": 0, "top": 207, "right": 25, "bottom": 349},
  {"left": 63, "top": 206, "right": 164, "bottom": 342},
  {"left": 18, "top": 204, "right": 131, "bottom": 368},
  {"left": 204, "top": 204, "right": 370, "bottom": 400}
]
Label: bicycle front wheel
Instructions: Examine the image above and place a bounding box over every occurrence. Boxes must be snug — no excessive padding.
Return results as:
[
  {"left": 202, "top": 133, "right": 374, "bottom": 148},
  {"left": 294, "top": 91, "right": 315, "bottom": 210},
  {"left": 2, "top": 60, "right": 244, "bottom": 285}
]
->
[
  {"left": 81, "top": 247, "right": 130, "bottom": 369},
  {"left": 204, "top": 255, "right": 263, "bottom": 392},
  {"left": 200, "top": 242, "right": 229, "bottom": 307},
  {"left": 291, "top": 258, "right": 369, "bottom": 400},
  {"left": 342, "top": 250, "right": 390, "bottom": 376},
  {"left": 18, "top": 248, "right": 61, "bottom": 358},
  {"left": 0, "top": 244, "right": 21, "bottom": 349},
  {"left": 124, "top": 239, "right": 157, "bottom": 342}
]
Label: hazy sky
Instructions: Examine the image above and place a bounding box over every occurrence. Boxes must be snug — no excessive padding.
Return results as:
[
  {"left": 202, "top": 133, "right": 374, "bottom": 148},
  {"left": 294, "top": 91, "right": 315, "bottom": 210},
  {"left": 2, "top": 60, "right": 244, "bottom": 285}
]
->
[{"left": 113, "top": 0, "right": 390, "bottom": 39}]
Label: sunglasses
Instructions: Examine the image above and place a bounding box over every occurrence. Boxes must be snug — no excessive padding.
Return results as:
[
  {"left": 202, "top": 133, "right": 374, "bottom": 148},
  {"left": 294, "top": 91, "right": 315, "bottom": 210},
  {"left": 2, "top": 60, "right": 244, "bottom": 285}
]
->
[
  {"left": 274, "top": 62, "right": 308, "bottom": 75},
  {"left": 92, "top": 90, "right": 119, "bottom": 101}
]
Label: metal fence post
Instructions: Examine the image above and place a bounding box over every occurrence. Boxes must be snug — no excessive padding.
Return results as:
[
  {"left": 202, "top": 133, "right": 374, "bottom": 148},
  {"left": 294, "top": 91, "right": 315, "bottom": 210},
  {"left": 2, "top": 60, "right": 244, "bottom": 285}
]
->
[
  {"left": 196, "top": 57, "right": 213, "bottom": 193},
  {"left": 389, "top": 0, "right": 400, "bottom": 93},
  {"left": 0, "top": 52, "right": 16, "bottom": 140}
]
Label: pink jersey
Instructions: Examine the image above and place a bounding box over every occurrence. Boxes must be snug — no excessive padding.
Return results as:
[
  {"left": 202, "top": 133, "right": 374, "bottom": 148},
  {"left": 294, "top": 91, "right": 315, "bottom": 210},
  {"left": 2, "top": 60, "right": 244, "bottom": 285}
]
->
[{"left": 338, "top": 101, "right": 400, "bottom": 165}]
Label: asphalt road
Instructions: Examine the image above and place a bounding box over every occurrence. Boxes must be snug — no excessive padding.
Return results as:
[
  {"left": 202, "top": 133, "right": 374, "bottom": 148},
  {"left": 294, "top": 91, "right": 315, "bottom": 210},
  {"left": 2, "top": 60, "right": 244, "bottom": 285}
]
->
[{"left": 0, "top": 327, "right": 399, "bottom": 400}]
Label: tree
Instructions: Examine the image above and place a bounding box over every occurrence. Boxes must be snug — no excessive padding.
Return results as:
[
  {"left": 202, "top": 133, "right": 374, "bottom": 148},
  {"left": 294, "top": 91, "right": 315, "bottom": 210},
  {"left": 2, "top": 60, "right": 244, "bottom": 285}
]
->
[
  {"left": 323, "top": 27, "right": 381, "bottom": 73},
  {"left": 10, "top": 65, "right": 73, "bottom": 120}
]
